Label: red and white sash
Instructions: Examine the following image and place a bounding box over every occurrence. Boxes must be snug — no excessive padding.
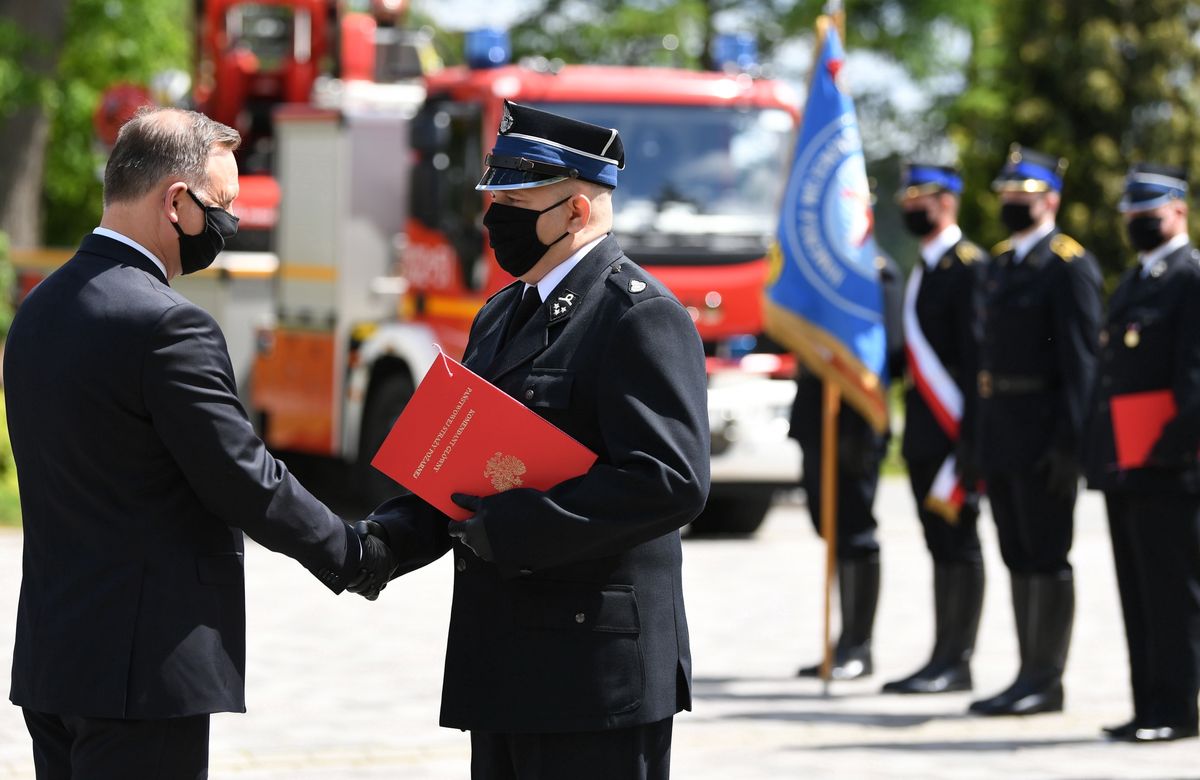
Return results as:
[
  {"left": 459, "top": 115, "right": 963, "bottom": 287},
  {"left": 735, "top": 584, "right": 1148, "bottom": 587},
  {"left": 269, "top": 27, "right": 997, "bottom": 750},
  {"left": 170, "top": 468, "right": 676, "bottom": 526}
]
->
[{"left": 903, "top": 262, "right": 967, "bottom": 522}]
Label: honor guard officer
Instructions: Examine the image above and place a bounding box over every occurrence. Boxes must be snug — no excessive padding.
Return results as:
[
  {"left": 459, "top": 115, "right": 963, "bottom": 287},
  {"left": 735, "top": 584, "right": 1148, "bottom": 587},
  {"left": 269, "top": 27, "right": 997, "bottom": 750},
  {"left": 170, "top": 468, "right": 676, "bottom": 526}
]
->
[
  {"left": 968, "top": 145, "right": 1103, "bottom": 716},
  {"left": 792, "top": 249, "right": 905, "bottom": 681},
  {"left": 882, "top": 163, "right": 989, "bottom": 695},
  {"left": 1084, "top": 164, "right": 1200, "bottom": 743},
  {"left": 361, "top": 100, "right": 710, "bottom": 779}
]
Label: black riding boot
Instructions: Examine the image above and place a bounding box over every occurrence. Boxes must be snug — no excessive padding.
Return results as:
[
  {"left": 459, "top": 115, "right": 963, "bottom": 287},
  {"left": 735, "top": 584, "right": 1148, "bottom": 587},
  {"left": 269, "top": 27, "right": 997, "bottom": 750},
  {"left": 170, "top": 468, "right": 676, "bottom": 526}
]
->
[
  {"left": 970, "top": 572, "right": 1073, "bottom": 715},
  {"left": 798, "top": 557, "right": 880, "bottom": 680},
  {"left": 883, "top": 561, "right": 984, "bottom": 694}
]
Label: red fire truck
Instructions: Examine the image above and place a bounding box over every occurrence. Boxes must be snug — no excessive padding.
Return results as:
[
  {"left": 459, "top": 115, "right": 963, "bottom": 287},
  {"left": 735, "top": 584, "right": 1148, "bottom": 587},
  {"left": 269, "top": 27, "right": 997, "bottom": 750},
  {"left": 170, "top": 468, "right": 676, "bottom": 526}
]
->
[
  {"left": 13, "top": 11, "right": 803, "bottom": 535},
  {"left": 250, "top": 33, "right": 803, "bottom": 534}
]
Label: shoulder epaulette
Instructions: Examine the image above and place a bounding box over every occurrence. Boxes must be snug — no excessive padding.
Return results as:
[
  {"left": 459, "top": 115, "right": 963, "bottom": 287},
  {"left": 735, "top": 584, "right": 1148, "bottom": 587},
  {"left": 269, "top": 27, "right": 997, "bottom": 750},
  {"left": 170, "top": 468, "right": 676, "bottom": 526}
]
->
[
  {"left": 1050, "top": 233, "right": 1085, "bottom": 262},
  {"left": 607, "top": 258, "right": 657, "bottom": 299},
  {"left": 955, "top": 242, "right": 981, "bottom": 265},
  {"left": 991, "top": 238, "right": 1013, "bottom": 256}
]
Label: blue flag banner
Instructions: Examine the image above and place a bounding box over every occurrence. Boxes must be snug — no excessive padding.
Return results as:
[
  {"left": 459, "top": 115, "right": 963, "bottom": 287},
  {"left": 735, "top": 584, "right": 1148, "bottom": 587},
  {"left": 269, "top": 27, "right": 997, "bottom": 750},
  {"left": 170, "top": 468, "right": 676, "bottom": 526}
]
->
[{"left": 764, "top": 17, "right": 888, "bottom": 433}]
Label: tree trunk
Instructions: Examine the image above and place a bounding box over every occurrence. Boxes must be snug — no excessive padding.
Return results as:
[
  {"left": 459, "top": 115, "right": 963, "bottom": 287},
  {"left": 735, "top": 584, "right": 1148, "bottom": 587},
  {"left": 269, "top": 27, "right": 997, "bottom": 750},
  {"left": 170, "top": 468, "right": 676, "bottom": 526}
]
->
[{"left": 0, "top": 0, "right": 71, "bottom": 248}]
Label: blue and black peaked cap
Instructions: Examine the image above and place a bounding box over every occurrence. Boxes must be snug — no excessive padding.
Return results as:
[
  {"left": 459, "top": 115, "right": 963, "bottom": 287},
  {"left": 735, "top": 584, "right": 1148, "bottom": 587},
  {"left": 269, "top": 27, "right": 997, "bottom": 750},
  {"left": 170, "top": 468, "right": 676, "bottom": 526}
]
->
[
  {"left": 992, "top": 144, "right": 1068, "bottom": 193},
  {"left": 898, "top": 162, "right": 963, "bottom": 200},
  {"left": 476, "top": 99, "right": 625, "bottom": 191},
  {"left": 1119, "top": 162, "right": 1189, "bottom": 213}
]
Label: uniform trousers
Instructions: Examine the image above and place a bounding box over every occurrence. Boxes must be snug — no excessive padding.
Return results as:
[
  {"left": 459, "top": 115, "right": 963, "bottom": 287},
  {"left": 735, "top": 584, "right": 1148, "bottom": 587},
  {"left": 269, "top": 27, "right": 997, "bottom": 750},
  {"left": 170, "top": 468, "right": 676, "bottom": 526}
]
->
[
  {"left": 1106, "top": 490, "right": 1200, "bottom": 728},
  {"left": 22, "top": 709, "right": 209, "bottom": 780},
  {"left": 470, "top": 717, "right": 673, "bottom": 780},
  {"left": 799, "top": 448, "right": 881, "bottom": 560},
  {"left": 907, "top": 459, "right": 982, "bottom": 565},
  {"left": 983, "top": 470, "right": 1075, "bottom": 575}
]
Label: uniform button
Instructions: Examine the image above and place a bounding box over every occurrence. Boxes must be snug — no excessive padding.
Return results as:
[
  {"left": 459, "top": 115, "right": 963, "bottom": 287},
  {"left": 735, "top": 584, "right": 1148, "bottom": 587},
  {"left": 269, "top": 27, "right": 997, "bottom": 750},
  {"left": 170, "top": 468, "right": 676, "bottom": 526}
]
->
[
  {"left": 456, "top": 558, "right": 466, "bottom": 572},
  {"left": 574, "top": 612, "right": 586, "bottom": 624},
  {"left": 525, "top": 389, "right": 535, "bottom": 401}
]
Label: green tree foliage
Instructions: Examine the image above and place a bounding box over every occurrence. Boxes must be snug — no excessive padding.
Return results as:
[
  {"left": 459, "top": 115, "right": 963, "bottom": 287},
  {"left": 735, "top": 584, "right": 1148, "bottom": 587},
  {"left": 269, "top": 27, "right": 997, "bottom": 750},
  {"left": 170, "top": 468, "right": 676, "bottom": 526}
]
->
[
  {"left": 0, "top": 18, "right": 52, "bottom": 117},
  {"left": 505, "top": 0, "right": 990, "bottom": 77},
  {"left": 950, "top": 0, "right": 1200, "bottom": 281},
  {"left": 0, "top": 230, "right": 16, "bottom": 526},
  {"left": 0, "top": 389, "right": 20, "bottom": 527},
  {"left": 42, "top": 0, "right": 191, "bottom": 246}
]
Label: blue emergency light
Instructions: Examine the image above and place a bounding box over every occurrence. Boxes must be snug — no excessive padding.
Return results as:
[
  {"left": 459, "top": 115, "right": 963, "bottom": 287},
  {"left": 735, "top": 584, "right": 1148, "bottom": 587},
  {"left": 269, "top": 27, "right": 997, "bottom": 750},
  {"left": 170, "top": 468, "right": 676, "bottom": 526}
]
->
[
  {"left": 712, "top": 33, "right": 758, "bottom": 71},
  {"left": 465, "top": 28, "right": 511, "bottom": 69}
]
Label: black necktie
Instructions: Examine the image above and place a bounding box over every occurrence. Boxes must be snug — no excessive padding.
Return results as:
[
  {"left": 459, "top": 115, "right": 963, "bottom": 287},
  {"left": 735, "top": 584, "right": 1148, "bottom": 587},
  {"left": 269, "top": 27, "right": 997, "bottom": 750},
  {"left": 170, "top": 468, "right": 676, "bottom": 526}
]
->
[{"left": 504, "top": 286, "right": 541, "bottom": 346}]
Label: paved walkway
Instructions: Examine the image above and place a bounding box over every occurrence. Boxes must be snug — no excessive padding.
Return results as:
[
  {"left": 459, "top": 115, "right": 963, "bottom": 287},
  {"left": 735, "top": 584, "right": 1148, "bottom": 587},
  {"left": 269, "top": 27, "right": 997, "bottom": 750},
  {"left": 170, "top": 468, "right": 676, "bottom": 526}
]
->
[{"left": 0, "top": 479, "right": 1196, "bottom": 778}]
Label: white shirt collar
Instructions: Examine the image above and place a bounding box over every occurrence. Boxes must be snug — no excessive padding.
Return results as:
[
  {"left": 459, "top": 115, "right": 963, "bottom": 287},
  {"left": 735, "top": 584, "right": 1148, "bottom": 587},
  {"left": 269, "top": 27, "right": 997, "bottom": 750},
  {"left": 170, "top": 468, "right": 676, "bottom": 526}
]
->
[
  {"left": 1011, "top": 220, "right": 1055, "bottom": 263},
  {"left": 1140, "top": 232, "right": 1190, "bottom": 276},
  {"left": 92, "top": 227, "right": 169, "bottom": 280},
  {"left": 919, "top": 224, "right": 963, "bottom": 269},
  {"left": 529, "top": 234, "right": 606, "bottom": 301}
]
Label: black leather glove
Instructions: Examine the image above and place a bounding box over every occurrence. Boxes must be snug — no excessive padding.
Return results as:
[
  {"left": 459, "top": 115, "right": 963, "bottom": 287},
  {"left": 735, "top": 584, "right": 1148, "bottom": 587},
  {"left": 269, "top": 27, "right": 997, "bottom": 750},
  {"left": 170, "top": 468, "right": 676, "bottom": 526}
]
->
[
  {"left": 1036, "top": 449, "right": 1079, "bottom": 498},
  {"left": 345, "top": 520, "right": 397, "bottom": 601},
  {"left": 448, "top": 493, "right": 494, "bottom": 562}
]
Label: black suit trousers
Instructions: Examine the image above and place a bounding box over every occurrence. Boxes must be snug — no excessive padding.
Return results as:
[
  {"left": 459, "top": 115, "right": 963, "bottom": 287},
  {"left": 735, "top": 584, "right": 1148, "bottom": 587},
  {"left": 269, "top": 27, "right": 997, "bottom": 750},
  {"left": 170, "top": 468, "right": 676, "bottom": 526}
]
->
[
  {"left": 470, "top": 717, "right": 673, "bottom": 780},
  {"left": 22, "top": 709, "right": 209, "bottom": 780},
  {"left": 907, "top": 459, "right": 982, "bottom": 565},
  {"left": 1105, "top": 491, "right": 1200, "bottom": 728},
  {"left": 984, "top": 471, "right": 1075, "bottom": 574}
]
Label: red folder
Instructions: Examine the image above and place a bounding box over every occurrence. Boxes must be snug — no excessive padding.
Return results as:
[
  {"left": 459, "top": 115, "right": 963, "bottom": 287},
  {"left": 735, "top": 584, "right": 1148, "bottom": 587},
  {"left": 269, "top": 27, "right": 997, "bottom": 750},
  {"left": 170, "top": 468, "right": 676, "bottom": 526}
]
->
[
  {"left": 1110, "top": 389, "right": 1176, "bottom": 469},
  {"left": 371, "top": 352, "right": 597, "bottom": 520}
]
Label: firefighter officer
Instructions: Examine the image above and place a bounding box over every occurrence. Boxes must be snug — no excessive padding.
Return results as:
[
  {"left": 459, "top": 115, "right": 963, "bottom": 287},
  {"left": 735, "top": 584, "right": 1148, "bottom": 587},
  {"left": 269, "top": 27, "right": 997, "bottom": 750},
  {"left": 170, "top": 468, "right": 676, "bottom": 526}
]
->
[
  {"left": 968, "top": 145, "right": 1103, "bottom": 716},
  {"left": 1084, "top": 163, "right": 1200, "bottom": 743},
  {"left": 882, "top": 163, "right": 989, "bottom": 695},
  {"left": 361, "top": 100, "right": 710, "bottom": 779},
  {"left": 792, "top": 249, "right": 905, "bottom": 681}
]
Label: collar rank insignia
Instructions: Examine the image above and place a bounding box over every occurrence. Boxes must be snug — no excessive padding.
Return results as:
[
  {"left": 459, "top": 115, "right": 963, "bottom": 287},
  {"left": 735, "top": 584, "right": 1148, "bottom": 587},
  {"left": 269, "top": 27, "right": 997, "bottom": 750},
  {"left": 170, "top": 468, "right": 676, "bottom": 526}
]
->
[
  {"left": 628, "top": 279, "right": 647, "bottom": 293},
  {"left": 1150, "top": 260, "right": 1167, "bottom": 278},
  {"left": 549, "top": 289, "right": 577, "bottom": 321}
]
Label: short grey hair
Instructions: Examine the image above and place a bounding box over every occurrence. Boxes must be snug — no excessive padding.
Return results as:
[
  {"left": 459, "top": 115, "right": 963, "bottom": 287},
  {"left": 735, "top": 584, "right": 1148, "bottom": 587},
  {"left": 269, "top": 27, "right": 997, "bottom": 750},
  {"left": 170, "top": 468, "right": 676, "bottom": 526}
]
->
[{"left": 102, "top": 107, "right": 240, "bottom": 205}]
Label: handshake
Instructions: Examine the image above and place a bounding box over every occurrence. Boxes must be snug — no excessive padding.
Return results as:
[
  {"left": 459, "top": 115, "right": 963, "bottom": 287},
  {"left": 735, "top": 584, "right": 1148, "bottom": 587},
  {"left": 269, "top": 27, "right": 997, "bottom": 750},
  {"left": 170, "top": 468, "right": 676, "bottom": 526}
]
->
[
  {"left": 345, "top": 520, "right": 397, "bottom": 601},
  {"left": 340, "top": 493, "right": 494, "bottom": 601}
]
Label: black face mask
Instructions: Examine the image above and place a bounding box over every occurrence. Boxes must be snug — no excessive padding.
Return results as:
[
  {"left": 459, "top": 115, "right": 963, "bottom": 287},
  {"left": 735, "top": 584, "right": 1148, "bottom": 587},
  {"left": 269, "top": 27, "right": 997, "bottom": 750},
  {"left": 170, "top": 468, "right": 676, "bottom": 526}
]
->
[
  {"left": 483, "top": 195, "right": 571, "bottom": 278},
  {"left": 172, "top": 188, "right": 239, "bottom": 275},
  {"left": 1126, "top": 215, "right": 1166, "bottom": 252},
  {"left": 1000, "top": 202, "right": 1036, "bottom": 233},
  {"left": 902, "top": 207, "right": 936, "bottom": 238}
]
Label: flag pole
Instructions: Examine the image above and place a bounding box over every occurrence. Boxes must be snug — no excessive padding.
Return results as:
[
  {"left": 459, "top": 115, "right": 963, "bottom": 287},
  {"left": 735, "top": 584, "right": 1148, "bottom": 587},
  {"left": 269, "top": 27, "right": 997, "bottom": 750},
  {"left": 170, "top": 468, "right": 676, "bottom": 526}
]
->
[
  {"left": 824, "top": 0, "right": 846, "bottom": 42},
  {"left": 819, "top": 379, "right": 841, "bottom": 694}
]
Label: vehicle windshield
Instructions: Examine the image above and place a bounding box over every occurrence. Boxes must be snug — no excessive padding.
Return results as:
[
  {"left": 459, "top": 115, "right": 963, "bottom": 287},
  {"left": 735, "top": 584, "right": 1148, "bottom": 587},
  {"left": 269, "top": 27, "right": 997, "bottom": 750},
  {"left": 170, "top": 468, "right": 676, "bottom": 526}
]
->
[
  {"left": 225, "top": 5, "right": 299, "bottom": 71},
  {"left": 534, "top": 103, "right": 794, "bottom": 242}
]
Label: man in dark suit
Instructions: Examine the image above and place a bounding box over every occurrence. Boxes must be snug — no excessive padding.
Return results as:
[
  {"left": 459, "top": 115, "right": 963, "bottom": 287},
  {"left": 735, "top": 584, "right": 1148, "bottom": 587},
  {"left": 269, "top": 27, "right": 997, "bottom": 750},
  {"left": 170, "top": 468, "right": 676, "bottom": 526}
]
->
[
  {"left": 1084, "top": 163, "right": 1200, "bottom": 743},
  {"left": 362, "top": 101, "right": 709, "bottom": 779},
  {"left": 882, "top": 163, "right": 988, "bottom": 695},
  {"left": 968, "top": 145, "right": 1103, "bottom": 716},
  {"left": 5, "top": 108, "right": 395, "bottom": 778},
  {"left": 791, "top": 249, "right": 904, "bottom": 681}
]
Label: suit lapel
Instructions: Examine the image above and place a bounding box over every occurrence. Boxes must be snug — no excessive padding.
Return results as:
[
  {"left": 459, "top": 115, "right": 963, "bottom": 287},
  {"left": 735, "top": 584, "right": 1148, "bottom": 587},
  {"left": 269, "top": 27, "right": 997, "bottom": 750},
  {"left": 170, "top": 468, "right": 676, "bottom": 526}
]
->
[{"left": 487, "top": 236, "right": 624, "bottom": 383}]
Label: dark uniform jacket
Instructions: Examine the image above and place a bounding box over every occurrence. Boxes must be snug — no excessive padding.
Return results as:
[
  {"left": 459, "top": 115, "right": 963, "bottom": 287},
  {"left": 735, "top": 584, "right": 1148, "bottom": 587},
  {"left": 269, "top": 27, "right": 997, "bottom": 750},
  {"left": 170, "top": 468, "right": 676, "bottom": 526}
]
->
[
  {"left": 371, "top": 235, "right": 710, "bottom": 734},
  {"left": 901, "top": 239, "right": 988, "bottom": 465},
  {"left": 975, "top": 229, "right": 1103, "bottom": 473},
  {"left": 5, "top": 234, "right": 358, "bottom": 720},
  {"left": 1085, "top": 242, "right": 1200, "bottom": 493}
]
